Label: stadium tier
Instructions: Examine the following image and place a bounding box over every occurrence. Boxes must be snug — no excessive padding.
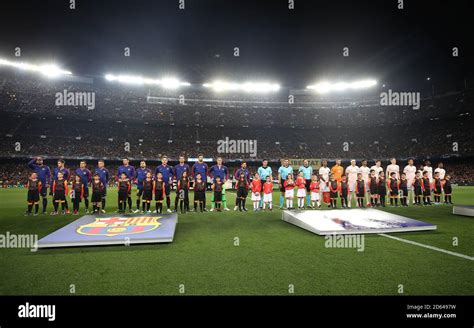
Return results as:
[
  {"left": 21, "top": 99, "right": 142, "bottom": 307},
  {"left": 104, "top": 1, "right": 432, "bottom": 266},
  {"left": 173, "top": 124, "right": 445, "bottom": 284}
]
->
[{"left": 0, "top": 71, "right": 472, "bottom": 161}]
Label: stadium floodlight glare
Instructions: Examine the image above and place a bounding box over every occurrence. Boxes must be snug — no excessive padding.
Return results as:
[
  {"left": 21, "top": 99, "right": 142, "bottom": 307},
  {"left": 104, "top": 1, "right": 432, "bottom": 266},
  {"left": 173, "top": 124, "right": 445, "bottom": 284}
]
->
[
  {"left": 306, "top": 79, "right": 377, "bottom": 94},
  {"left": 0, "top": 58, "right": 72, "bottom": 78},
  {"left": 104, "top": 73, "right": 190, "bottom": 88},
  {"left": 203, "top": 80, "right": 280, "bottom": 93}
]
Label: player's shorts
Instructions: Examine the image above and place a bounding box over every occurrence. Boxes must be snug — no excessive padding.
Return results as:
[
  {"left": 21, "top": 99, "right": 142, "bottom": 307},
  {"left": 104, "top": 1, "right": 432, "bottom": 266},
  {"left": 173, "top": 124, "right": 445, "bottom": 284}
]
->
[
  {"left": 390, "top": 190, "right": 399, "bottom": 197},
  {"left": 91, "top": 191, "right": 103, "bottom": 203},
  {"left": 348, "top": 181, "right": 356, "bottom": 192},
  {"left": 155, "top": 190, "right": 165, "bottom": 201},
  {"left": 214, "top": 191, "right": 222, "bottom": 202},
  {"left": 194, "top": 190, "right": 205, "bottom": 202},
  {"left": 356, "top": 191, "right": 365, "bottom": 198},
  {"left": 434, "top": 187, "right": 442, "bottom": 195},
  {"left": 369, "top": 184, "right": 378, "bottom": 194},
  {"left": 53, "top": 190, "right": 66, "bottom": 202},
  {"left": 407, "top": 179, "right": 414, "bottom": 190},
  {"left": 319, "top": 181, "right": 329, "bottom": 192},
  {"left": 296, "top": 188, "right": 306, "bottom": 198},
  {"left": 263, "top": 193, "right": 272, "bottom": 203},
  {"left": 414, "top": 186, "right": 423, "bottom": 196},
  {"left": 311, "top": 191, "right": 320, "bottom": 201},
  {"left": 251, "top": 192, "right": 261, "bottom": 201},
  {"left": 330, "top": 191, "right": 338, "bottom": 199},
  {"left": 136, "top": 188, "right": 144, "bottom": 197},
  {"left": 237, "top": 187, "right": 248, "bottom": 198},
  {"left": 118, "top": 190, "right": 128, "bottom": 202},
  {"left": 142, "top": 190, "right": 153, "bottom": 201},
  {"left": 285, "top": 189, "right": 294, "bottom": 198},
  {"left": 27, "top": 190, "right": 40, "bottom": 203},
  {"left": 423, "top": 189, "right": 431, "bottom": 197},
  {"left": 401, "top": 188, "right": 408, "bottom": 197}
]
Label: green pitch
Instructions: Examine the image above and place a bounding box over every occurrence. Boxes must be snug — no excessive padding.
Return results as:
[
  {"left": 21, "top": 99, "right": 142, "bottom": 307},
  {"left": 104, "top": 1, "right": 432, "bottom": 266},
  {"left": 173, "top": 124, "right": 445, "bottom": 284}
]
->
[{"left": 0, "top": 187, "right": 472, "bottom": 295}]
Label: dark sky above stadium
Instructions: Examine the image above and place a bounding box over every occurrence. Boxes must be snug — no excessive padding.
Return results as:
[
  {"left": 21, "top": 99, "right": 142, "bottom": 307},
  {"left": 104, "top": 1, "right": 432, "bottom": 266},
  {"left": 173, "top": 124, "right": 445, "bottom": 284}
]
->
[{"left": 0, "top": 0, "right": 472, "bottom": 90}]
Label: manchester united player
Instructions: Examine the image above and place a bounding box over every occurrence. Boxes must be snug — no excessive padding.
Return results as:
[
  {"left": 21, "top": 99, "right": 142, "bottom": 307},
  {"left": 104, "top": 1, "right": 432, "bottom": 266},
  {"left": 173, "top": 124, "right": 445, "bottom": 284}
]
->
[
  {"left": 386, "top": 158, "right": 400, "bottom": 180},
  {"left": 359, "top": 160, "right": 371, "bottom": 206},
  {"left": 319, "top": 160, "right": 331, "bottom": 207},
  {"left": 370, "top": 160, "right": 383, "bottom": 177},
  {"left": 403, "top": 158, "right": 417, "bottom": 205},
  {"left": 423, "top": 160, "right": 433, "bottom": 183},
  {"left": 345, "top": 160, "right": 359, "bottom": 208}
]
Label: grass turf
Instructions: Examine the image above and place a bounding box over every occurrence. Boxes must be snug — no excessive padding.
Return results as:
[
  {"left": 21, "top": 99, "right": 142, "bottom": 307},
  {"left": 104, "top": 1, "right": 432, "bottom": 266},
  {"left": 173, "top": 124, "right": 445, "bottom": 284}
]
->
[{"left": 0, "top": 187, "right": 472, "bottom": 295}]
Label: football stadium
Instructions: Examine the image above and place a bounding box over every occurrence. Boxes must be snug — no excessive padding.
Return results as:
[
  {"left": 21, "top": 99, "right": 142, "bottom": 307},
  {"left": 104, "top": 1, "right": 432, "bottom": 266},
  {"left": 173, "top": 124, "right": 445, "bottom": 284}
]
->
[{"left": 0, "top": 0, "right": 473, "bottom": 325}]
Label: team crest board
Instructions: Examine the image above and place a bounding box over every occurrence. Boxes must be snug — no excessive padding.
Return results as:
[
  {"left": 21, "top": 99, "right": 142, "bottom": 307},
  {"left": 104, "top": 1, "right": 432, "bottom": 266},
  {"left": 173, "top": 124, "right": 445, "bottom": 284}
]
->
[
  {"left": 282, "top": 208, "right": 437, "bottom": 235},
  {"left": 37, "top": 214, "right": 178, "bottom": 248}
]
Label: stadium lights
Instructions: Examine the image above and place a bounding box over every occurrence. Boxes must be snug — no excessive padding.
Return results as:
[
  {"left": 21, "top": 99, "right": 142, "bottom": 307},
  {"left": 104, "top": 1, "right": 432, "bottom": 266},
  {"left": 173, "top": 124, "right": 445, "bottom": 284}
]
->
[
  {"left": 202, "top": 80, "right": 280, "bottom": 93},
  {"left": 306, "top": 79, "right": 377, "bottom": 94},
  {"left": 0, "top": 58, "right": 72, "bottom": 77},
  {"left": 104, "top": 74, "right": 190, "bottom": 88}
]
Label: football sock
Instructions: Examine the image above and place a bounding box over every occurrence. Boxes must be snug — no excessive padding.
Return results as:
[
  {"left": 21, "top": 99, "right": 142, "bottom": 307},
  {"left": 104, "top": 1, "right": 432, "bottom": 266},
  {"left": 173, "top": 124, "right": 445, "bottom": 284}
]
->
[{"left": 42, "top": 198, "right": 47, "bottom": 212}]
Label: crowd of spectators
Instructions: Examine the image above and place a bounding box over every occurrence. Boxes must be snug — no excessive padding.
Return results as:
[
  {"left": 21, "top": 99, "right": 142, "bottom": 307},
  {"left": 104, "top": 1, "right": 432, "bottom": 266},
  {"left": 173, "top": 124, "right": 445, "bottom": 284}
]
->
[{"left": 0, "top": 70, "right": 472, "bottom": 185}]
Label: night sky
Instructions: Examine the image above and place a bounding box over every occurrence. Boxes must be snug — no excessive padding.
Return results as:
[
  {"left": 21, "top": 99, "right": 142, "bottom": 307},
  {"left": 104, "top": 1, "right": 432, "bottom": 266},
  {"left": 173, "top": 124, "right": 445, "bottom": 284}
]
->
[{"left": 0, "top": 0, "right": 472, "bottom": 90}]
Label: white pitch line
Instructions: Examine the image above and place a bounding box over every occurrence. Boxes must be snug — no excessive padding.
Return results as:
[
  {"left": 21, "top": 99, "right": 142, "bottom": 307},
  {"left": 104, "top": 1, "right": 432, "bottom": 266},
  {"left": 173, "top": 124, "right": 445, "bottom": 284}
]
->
[{"left": 379, "top": 233, "right": 474, "bottom": 261}]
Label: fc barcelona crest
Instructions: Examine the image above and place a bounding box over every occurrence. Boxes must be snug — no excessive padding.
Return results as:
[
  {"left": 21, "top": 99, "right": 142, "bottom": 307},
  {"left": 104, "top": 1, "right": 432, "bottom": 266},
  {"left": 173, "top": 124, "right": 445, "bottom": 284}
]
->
[{"left": 77, "top": 216, "right": 161, "bottom": 237}]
